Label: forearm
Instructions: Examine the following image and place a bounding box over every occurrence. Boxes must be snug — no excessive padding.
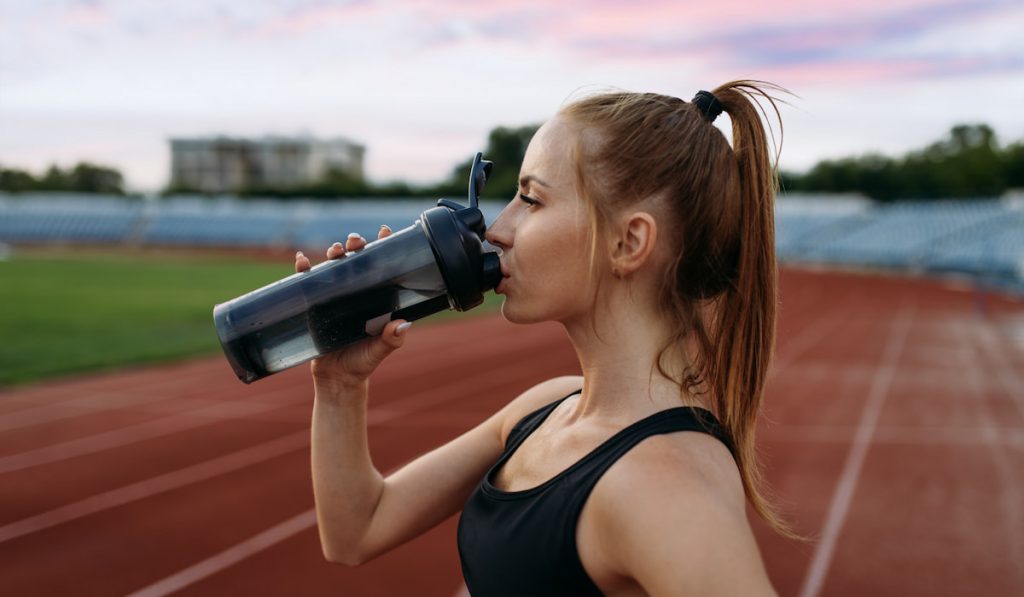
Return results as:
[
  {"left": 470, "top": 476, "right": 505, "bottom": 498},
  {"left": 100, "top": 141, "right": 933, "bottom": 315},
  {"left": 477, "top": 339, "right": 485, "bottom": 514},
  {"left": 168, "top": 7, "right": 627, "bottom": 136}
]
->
[{"left": 311, "top": 379, "right": 385, "bottom": 564}]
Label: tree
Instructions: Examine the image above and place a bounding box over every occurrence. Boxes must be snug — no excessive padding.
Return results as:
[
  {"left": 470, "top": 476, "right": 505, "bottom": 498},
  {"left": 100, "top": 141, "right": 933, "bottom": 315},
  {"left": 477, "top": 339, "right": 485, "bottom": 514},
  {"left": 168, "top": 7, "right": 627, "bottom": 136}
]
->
[
  {"left": 0, "top": 167, "right": 38, "bottom": 192},
  {"left": 785, "top": 123, "right": 1018, "bottom": 200},
  {"left": 69, "top": 163, "right": 125, "bottom": 194},
  {"left": 0, "top": 162, "right": 125, "bottom": 194},
  {"left": 428, "top": 124, "right": 541, "bottom": 200},
  {"left": 1003, "top": 141, "right": 1024, "bottom": 190}
]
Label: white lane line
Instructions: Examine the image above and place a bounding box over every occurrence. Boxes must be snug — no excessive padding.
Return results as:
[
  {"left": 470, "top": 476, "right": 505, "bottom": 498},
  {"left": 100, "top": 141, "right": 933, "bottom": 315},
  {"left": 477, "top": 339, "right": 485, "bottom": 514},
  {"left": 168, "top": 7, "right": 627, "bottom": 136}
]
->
[
  {"left": 0, "top": 347, "right": 563, "bottom": 545},
  {"left": 975, "top": 319, "right": 1024, "bottom": 421},
  {"left": 0, "top": 430, "right": 309, "bottom": 543},
  {"left": 999, "top": 315, "right": 1024, "bottom": 355},
  {"left": 121, "top": 349, "right": 567, "bottom": 596},
  {"left": 117, "top": 285, "right": 836, "bottom": 596},
  {"left": 0, "top": 400, "right": 293, "bottom": 475},
  {"left": 798, "top": 304, "right": 915, "bottom": 597},
  {"left": 0, "top": 371, "right": 314, "bottom": 432},
  {"left": 0, "top": 363, "right": 232, "bottom": 412},
  {"left": 965, "top": 318, "right": 1024, "bottom": 577},
  {"left": 126, "top": 509, "right": 319, "bottom": 597},
  {"left": 761, "top": 424, "right": 1024, "bottom": 446},
  {"left": 0, "top": 320, "right": 542, "bottom": 435},
  {"left": 770, "top": 312, "right": 847, "bottom": 375},
  {"left": 124, "top": 460, "right": 411, "bottom": 597},
  {"left": 0, "top": 393, "right": 166, "bottom": 433},
  {"left": 0, "top": 377, "right": 303, "bottom": 433},
  {"left": 771, "top": 287, "right": 863, "bottom": 375}
]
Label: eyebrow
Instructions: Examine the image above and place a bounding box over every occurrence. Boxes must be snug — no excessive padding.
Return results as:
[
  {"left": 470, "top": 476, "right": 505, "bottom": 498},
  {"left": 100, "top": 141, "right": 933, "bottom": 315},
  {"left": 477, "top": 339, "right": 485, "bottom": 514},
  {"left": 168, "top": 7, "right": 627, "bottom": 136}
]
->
[{"left": 518, "top": 174, "right": 552, "bottom": 189}]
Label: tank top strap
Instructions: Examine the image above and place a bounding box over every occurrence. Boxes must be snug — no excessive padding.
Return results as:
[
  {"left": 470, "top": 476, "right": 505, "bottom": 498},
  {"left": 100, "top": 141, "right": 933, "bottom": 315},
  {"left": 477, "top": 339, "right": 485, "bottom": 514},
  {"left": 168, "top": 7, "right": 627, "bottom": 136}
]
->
[
  {"left": 504, "top": 389, "right": 581, "bottom": 450},
  {"left": 561, "top": 407, "right": 732, "bottom": 505}
]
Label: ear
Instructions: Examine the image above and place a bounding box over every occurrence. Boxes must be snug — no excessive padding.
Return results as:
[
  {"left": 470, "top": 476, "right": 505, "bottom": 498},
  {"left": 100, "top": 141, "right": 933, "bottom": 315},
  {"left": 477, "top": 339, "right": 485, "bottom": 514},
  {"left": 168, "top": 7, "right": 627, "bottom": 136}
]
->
[{"left": 609, "top": 211, "right": 657, "bottom": 277}]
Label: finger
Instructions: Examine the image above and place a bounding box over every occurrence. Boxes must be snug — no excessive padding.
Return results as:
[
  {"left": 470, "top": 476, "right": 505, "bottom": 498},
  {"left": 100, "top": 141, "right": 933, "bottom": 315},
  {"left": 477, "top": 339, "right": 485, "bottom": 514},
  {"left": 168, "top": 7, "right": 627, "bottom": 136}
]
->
[
  {"left": 326, "top": 242, "right": 345, "bottom": 260},
  {"left": 365, "top": 319, "right": 410, "bottom": 362},
  {"left": 387, "top": 319, "right": 411, "bottom": 344},
  {"left": 378, "top": 225, "right": 392, "bottom": 239},
  {"left": 345, "top": 233, "right": 367, "bottom": 252},
  {"left": 295, "top": 251, "right": 312, "bottom": 273}
]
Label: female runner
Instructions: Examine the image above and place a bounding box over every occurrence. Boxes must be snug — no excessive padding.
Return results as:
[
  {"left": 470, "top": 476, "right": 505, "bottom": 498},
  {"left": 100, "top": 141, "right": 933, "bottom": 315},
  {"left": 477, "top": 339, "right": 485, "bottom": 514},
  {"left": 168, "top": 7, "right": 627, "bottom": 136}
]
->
[{"left": 295, "top": 80, "right": 788, "bottom": 595}]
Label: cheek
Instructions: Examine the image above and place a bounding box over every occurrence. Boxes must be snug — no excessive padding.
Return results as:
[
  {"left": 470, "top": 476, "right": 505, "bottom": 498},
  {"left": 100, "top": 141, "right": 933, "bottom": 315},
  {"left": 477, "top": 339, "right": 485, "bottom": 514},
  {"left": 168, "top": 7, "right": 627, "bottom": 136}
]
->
[
  {"left": 514, "top": 227, "right": 593, "bottom": 312},
  {"left": 520, "top": 222, "right": 588, "bottom": 282}
]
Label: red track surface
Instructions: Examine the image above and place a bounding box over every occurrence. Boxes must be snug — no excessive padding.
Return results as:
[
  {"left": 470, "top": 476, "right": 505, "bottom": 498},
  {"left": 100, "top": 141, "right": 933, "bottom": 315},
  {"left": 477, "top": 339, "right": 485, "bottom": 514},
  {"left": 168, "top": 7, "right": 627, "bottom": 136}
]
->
[{"left": 2, "top": 268, "right": 1022, "bottom": 596}]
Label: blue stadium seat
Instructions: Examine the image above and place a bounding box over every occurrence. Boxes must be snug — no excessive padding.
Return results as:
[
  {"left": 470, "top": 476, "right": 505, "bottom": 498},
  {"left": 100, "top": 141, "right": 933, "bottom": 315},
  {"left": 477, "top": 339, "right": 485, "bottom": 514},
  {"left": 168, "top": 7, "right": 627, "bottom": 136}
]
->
[{"left": 2, "top": 193, "right": 1021, "bottom": 294}]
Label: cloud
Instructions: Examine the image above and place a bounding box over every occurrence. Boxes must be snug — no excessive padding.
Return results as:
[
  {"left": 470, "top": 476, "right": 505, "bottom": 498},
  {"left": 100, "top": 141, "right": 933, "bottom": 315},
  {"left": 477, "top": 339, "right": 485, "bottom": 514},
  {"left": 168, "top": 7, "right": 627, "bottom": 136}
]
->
[
  {"left": 555, "top": 0, "right": 1023, "bottom": 84},
  {"left": 2, "top": 0, "right": 1023, "bottom": 189},
  {"left": 8, "top": 0, "right": 1019, "bottom": 83}
]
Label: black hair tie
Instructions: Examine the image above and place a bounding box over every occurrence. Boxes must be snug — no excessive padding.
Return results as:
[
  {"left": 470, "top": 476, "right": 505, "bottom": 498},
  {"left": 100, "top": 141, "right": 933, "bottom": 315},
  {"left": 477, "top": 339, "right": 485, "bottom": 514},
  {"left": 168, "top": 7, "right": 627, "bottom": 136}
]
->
[{"left": 692, "top": 90, "right": 723, "bottom": 123}]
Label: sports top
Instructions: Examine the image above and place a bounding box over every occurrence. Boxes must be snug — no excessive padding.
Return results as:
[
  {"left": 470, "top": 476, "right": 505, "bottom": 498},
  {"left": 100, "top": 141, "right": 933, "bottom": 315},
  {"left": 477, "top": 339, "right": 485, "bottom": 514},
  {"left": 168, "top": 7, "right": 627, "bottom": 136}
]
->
[{"left": 457, "top": 389, "right": 732, "bottom": 596}]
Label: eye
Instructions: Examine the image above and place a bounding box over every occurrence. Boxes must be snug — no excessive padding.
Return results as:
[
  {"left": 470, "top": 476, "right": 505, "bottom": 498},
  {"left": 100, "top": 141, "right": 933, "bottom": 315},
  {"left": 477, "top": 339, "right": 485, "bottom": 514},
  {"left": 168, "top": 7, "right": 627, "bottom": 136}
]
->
[{"left": 518, "top": 193, "right": 539, "bottom": 207}]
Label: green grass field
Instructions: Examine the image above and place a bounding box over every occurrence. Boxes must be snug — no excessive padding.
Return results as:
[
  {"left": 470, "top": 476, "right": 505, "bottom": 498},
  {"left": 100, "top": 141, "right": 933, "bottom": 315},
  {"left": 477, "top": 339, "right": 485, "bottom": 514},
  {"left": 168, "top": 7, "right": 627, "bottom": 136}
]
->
[{"left": 0, "top": 250, "right": 503, "bottom": 387}]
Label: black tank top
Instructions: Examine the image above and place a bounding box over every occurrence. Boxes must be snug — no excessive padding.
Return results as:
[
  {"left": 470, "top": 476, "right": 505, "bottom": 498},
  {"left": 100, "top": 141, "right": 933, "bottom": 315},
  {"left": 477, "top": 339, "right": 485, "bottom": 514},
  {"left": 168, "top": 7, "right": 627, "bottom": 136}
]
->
[{"left": 457, "top": 390, "right": 732, "bottom": 596}]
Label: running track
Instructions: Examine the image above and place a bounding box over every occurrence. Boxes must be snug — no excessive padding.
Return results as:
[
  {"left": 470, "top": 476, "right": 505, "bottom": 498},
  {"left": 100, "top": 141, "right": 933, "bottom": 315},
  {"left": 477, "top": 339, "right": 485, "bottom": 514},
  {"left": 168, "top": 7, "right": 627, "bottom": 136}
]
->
[{"left": 1, "top": 268, "right": 1022, "bottom": 596}]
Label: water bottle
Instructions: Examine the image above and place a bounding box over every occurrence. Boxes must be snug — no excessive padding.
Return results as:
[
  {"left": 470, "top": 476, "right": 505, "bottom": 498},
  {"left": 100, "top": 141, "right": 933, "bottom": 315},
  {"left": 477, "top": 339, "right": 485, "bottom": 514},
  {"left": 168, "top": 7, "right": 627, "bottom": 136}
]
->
[{"left": 213, "top": 153, "right": 502, "bottom": 383}]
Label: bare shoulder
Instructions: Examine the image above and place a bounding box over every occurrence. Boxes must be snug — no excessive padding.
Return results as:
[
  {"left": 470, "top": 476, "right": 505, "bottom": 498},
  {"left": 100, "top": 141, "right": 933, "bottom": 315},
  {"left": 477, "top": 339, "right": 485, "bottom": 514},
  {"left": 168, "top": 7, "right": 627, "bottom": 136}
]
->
[
  {"left": 494, "top": 375, "right": 583, "bottom": 445},
  {"left": 586, "top": 432, "right": 776, "bottom": 596}
]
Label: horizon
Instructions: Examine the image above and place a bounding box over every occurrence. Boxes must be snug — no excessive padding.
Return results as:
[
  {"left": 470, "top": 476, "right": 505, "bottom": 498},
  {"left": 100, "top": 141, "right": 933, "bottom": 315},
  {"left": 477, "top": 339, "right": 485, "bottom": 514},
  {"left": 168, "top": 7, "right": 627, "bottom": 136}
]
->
[{"left": 2, "top": 0, "right": 1023, "bottom": 193}]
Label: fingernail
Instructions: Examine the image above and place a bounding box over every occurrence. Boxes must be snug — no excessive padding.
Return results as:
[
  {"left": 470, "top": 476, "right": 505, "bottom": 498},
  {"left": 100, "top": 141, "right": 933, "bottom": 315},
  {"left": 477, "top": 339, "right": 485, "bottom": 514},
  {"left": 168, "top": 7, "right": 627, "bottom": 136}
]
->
[
  {"left": 396, "top": 322, "right": 412, "bottom": 335},
  {"left": 380, "top": 225, "right": 391, "bottom": 232},
  {"left": 295, "top": 251, "right": 304, "bottom": 259},
  {"left": 332, "top": 242, "right": 343, "bottom": 249},
  {"left": 348, "top": 232, "right": 363, "bottom": 239}
]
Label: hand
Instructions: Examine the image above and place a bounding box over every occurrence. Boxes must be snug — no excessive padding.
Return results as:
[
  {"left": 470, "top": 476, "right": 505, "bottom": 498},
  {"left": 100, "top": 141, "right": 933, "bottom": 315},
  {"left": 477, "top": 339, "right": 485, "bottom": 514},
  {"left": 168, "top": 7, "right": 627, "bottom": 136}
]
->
[{"left": 294, "top": 225, "right": 411, "bottom": 389}]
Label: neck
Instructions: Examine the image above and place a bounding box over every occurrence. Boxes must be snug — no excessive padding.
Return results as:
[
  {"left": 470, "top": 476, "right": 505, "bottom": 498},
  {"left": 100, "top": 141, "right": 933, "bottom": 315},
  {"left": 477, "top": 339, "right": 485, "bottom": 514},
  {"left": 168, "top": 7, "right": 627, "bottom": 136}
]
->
[{"left": 560, "top": 284, "right": 708, "bottom": 424}]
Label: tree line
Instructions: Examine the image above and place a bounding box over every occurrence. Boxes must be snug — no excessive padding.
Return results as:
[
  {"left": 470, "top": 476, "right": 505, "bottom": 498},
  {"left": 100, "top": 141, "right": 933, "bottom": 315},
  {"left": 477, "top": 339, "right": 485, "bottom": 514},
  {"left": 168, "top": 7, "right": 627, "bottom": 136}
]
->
[
  {"left": 0, "top": 163, "right": 125, "bottom": 194},
  {"left": 780, "top": 124, "right": 1024, "bottom": 200},
  {"left": 3, "top": 123, "right": 1020, "bottom": 200}
]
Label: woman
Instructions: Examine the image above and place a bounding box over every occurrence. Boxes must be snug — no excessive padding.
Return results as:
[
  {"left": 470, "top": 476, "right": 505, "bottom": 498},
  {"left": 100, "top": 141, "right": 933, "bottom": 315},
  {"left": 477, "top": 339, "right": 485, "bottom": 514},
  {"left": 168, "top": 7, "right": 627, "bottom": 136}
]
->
[{"left": 295, "top": 80, "right": 787, "bottom": 595}]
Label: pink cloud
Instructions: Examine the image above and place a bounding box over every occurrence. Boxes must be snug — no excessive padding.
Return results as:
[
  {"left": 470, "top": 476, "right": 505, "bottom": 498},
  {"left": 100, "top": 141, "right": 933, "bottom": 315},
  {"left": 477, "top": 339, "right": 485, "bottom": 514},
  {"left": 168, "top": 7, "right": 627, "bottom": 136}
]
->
[
  {"left": 728, "top": 54, "right": 1024, "bottom": 86},
  {"left": 247, "top": 1, "right": 378, "bottom": 38},
  {"left": 60, "top": 2, "right": 110, "bottom": 28}
]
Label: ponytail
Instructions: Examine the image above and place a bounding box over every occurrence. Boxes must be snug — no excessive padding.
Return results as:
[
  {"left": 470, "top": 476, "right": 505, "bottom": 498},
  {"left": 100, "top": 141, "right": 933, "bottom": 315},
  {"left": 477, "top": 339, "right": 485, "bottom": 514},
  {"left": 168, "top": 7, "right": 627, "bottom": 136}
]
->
[
  {"left": 560, "top": 81, "right": 798, "bottom": 539},
  {"left": 706, "top": 81, "right": 796, "bottom": 538}
]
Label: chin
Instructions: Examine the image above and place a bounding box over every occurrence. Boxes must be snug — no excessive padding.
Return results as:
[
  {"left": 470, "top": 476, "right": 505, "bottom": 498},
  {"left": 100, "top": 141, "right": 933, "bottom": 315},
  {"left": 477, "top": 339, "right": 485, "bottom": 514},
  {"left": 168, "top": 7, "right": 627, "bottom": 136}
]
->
[
  {"left": 500, "top": 301, "right": 539, "bottom": 325},
  {"left": 499, "top": 299, "right": 566, "bottom": 326}
]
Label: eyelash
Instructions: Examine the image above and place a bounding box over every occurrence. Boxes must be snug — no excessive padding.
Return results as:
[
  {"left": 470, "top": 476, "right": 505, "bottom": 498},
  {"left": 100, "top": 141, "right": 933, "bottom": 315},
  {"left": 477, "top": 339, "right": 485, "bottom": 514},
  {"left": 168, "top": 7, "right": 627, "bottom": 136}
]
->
[{"left": 518, "top": 192, "right": 539, "bottom": 207}]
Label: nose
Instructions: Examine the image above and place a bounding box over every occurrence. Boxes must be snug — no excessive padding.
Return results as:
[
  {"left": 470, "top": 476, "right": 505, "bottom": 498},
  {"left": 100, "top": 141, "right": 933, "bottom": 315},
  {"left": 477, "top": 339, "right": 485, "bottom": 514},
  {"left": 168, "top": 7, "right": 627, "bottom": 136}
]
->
[{"left": 484, "top": 201, "right": 513, "bottom": 251}]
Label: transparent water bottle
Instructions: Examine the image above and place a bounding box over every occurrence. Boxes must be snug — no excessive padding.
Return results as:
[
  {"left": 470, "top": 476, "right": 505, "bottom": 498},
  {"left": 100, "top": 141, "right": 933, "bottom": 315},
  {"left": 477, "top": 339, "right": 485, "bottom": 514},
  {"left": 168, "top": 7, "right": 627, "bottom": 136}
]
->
[{"left": 213, "top": 153, "right": 502, "bottom": 383}]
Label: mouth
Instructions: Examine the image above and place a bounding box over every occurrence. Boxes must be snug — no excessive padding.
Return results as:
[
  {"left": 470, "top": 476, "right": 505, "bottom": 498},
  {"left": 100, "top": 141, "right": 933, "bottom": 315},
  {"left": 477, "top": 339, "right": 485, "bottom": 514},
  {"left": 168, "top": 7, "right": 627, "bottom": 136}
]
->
[{"left": 496, "top": 263, "right": 510, "bottom": 293}]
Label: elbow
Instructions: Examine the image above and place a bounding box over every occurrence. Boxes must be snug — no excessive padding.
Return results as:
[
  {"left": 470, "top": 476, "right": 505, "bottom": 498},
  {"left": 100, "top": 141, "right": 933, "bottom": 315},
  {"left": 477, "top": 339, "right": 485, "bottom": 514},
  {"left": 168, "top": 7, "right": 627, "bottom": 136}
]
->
[
  {"left": 317, "top": 525, "right": 369, "bottom": 566},
  {"left": 322, "top": 546, "right": 366, "bottom": 567},
  {"left": 322, "top": 541, "right": 378, "bottom": 567}
]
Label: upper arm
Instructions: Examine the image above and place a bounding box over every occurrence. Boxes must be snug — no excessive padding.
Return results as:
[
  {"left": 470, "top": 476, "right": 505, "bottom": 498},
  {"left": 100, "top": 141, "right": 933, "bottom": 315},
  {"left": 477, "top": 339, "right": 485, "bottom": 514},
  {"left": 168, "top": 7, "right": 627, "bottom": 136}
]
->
[
  {"left": 356, "top": 375, "right": 583, "bottom": 562},
  {"left": 589, "top": 442, "right": 776, "bottom": 596}
]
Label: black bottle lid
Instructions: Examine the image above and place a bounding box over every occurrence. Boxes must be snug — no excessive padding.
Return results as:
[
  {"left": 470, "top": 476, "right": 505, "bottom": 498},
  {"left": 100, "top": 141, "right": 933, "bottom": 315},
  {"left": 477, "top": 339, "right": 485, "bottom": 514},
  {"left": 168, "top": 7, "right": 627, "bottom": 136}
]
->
[{"left": 421, "top": 152, "right": 503, "bottom": 311}]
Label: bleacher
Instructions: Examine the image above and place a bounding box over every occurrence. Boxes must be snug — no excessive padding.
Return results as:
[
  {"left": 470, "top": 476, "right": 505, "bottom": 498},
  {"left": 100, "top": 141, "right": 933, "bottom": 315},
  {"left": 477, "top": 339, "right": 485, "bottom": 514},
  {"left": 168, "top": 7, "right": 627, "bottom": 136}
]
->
[
  {"left": 0, "top": 194, "right": 144, "bottom": 244},
  {"left": 790, "top": 200, "right": 1009, "bottom": 269},
  {"left": 2, "top": 192, "right": 1022, "bottom": 293},
  {"left": 139, "top": 198, "right": 294, "bottom": 247}
]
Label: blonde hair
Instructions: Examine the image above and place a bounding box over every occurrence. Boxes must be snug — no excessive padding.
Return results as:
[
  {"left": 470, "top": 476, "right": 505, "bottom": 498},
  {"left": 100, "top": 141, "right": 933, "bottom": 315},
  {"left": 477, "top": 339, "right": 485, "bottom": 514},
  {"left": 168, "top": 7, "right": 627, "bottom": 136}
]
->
[{"left": 559, "top": 81, "right": 797, "bottom": 538}]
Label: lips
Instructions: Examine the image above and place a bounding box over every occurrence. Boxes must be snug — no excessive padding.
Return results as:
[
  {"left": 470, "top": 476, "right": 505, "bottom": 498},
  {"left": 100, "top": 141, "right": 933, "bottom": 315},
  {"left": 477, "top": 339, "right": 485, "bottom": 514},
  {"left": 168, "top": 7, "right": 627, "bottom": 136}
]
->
[{"left": 497, "top": 262, "right": 510, "bottom": 293}]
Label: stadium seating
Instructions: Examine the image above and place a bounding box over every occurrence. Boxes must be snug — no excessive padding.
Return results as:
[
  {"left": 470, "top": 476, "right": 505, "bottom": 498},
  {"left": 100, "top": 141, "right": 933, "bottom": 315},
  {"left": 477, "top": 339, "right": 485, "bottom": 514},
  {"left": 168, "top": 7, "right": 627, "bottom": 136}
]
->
[
  {"left": 0, "top": 194, "right": 143, "bottom": 244},
  {"left": 2, "top": 192, "right": 1021, "bottom": 293}
]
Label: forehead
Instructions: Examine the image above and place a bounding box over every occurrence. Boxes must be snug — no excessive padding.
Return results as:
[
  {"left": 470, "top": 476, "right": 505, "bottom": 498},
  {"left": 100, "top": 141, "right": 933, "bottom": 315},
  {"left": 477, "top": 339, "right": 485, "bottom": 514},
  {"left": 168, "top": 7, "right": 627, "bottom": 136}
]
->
[{"left": 520, "top": 116, "right": 575, "bottom": 188}]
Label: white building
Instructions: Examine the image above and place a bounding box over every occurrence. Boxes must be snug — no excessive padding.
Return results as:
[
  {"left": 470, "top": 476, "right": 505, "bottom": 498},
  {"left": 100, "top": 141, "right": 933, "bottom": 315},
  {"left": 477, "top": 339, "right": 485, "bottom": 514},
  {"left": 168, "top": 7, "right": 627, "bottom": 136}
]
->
[{"left": 169, "top": 135, "right": 365, "bottom": 193}]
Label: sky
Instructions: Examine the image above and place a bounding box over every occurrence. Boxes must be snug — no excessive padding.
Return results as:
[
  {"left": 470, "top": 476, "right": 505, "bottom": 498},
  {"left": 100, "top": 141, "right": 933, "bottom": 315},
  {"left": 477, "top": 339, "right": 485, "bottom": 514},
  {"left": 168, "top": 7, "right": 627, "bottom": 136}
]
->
[{"left": 1, "top": 0, "right": 1022, "bottom": 193}]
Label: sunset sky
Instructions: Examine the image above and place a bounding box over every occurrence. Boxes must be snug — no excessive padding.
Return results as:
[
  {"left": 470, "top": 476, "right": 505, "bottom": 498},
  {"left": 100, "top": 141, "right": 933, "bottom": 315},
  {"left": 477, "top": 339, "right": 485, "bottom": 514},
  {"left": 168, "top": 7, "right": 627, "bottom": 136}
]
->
[{"left": 1, "top": 0, "right": 1022, "bottom": 192}]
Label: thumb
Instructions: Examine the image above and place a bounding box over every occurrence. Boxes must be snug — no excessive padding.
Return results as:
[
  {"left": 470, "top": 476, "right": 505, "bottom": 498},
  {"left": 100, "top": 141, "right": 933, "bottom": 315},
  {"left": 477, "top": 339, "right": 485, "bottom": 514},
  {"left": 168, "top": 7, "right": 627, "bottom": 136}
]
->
[{"left": 363, "top": 320, "right": 411, "bottom": 363}]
